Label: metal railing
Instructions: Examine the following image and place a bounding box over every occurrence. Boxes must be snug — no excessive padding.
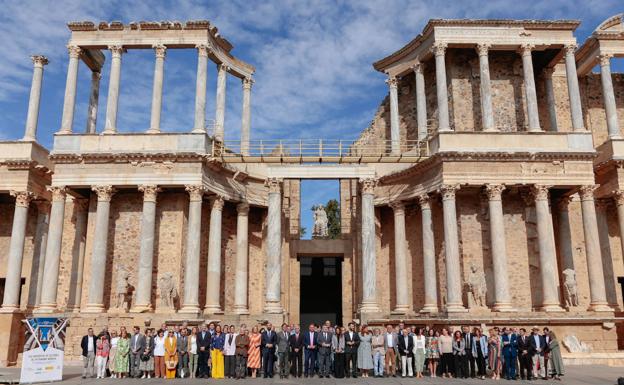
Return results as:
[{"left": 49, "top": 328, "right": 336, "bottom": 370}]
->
[{"left": 211, "top": 139, "right": 428, "bottom": 163}]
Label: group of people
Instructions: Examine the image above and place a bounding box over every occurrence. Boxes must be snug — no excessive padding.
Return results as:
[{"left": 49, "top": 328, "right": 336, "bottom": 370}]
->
[{"left": 80, "top": 321, "right": 564, "bottom": 381}]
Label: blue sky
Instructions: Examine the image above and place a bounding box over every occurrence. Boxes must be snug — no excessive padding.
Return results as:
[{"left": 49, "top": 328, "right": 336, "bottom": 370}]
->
[{"left": 0, "top": 0, "right": 621, "bottom": 235}]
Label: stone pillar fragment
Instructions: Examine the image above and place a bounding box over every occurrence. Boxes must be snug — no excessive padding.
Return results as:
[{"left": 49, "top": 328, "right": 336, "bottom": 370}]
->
[
  {"left": 1, "top": 191, "right": 34, "bottom": 312},
  {"left": 476, "top": 44, "right": 495, "bottom": 131},
  {"left": 204, "top": 196, "right": 224, "bottom": 314},
  {"left": 418, "top": 194, "right": 438, "bottom": 313},
  {"left": 59, "top": 46, "right": 81, "bottom": 134},
  {"left": 32, "top": 201, "right": 49, "bottom": 307},
  {"left": 432, "top": 43, "right": 450, "bottom": 131},
  {"left": 360, "top": 178, "right": 381, "bottom": 313},
  {"left": 233, "top": 202, "right": 250, "bottom": 314},
  {"left": 265, "top": 178, "right": 283, "bottom": 313},
  {"left": 564, "top": 44, "right": 584, "bottom": 132},
  {"left": 543, "top": 68, "right": 558, "bottom": 131},
  {"left": 86, "top": 71, "right": 101, "bottom": 134},
  {"left": 241, "top": 78, "right": 253, "bottom": 155},
  {"left": 519, "top": 44, "right": 541, "bottom": 131},
  {"left": 180, "top": 185, "right": 204, "bottom": 313},
  {"left": 193, "top": 45, "right": 209, "bottom": 133},
  {"left": 148, "top": 45, "right": 166, "bottom": 133},
  {"left": 600, "top": 54, "right": 620, "bottom": 139},
  {"left": 440, "top": 184, "right": 466, "bottom": 312},
  {"left": 387, "top": 76, "right": 401, "bottom": 154},
  {"left": 390, "top": 201, "right": 409, "bottom": 313},
  {"left": 23, "top": 55, "right": 49, "bottom": 141},
  {"left": 214, "top": 64, "right": 228, "bottom": 141},
  {"left": 413, "top": 62, "right": 428, "bottom": 141},
  {"left": 66, "top": 199, "right": 89, "bottom": 312},
  {"left": 103, "top": 46, "right": 123, "bottom": 134}
]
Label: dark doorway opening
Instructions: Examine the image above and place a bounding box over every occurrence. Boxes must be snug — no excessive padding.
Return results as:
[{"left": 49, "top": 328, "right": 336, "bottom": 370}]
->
[{"left": 300, "top": 257, "right": 342, "bottom": 327}]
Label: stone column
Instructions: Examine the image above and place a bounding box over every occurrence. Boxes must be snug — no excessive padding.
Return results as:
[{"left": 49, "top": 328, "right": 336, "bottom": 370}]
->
[
  {"left": 204, "top": 196, "right": 224, "bottom": 314},
  {"left": 86, "top": 71, "right": 101, "bottom": 134},
  {"left": 214, "top": 64, "right": 229, "bottom": 141},
  {"left": 599, "top": 54, "right": 620, "bottom": 139},
  {"left": 432, "top": 43, "right": 450, "bottom": 131},
  {"left": 579, "top": 186, "right": 611, "bottom": 311},
  {"left": 476, "top": 44, "right": 495, "bottom": 131},
  {"left": 387, "top": 76, "right": 401, "bottom": 154},
  {"left": 132, "top": 185, "right": 161, "bottom": 312},
  {"left": 36, "top": 186, "right": 67, "bottom": 313},
  {"left": 66, "top": 199, "right": 89, "bottom": 312},
  {"left": 390, "top": 201, "right": 409, "bottom": 313},
  {"left": 0, "top": 191, "right": 34, "bottom": 312},
  {"left": 23, "top": 55, "right": 49, "bottom": 141},
  {"left": 413, "top": 62, "right": 428, "bottom": 141},
  {"left": 519, "top": 44, "right": 541, "bottom": 132},
  {"left": 485, "top": 184, "right": 514, "bottom": 311},
  {"left": 531, "top": 185, "right": 563, "bottom": 311},
  {"left": 84, "top": 185, "right": 115, "bottom": 313},
  {"left": 147, "top": 45, "right": 166, "bottom": 134},
  {"left": 233, "top": 202, "right": 250, "bottom": 314},
  {"left": 613, "top": 191, "right": 624, "bottom": 262},
  {"left": 440, "top": 184, "right": 466, "bottom": 312},
  {"left": 418, "top": 194, "right": 438, "bottom": 313},
  {"left": 265, "top": 178, "right": 283, "bottom": 313},
  {"left": 241, "top": 77, "right": 253, "bottom": 156},
  {"left": 564, "top": 44, "right": 584, "bottom": 132},
  {"left": 192, "top": 45, "right": 209, "bottom": 133},
  {"left": 543, "top": 68, "right": 558, "bottom": 132},
  {"left": 180, "top": 185, "right": 204, "bottom": 313},
  {"left": 360, "top": 178, "right": 381, "bottom": 313},
  {"left": 59, "top": 46, "right": 81, "bottom": 134},
  {"left": 103, "top": 46, "right": 123, "bottom": 134},
  {"left": 556, "top": 197, "right": 575, "bottom": 271},
  {"left": 32, "top": 201, "right": 49, "bottom": 307}
]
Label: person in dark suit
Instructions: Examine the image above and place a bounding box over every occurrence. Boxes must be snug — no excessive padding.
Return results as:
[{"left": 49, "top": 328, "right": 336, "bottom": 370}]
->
[
  {"left": 344, "top": 322, "right": 360, "bottom": 378},
  {"left": 261, "top": 323, "right": 277, "bottom": 378},
  {"left": 317, "top": 324, "right": 333, "bottom": 378},
  {"left": 289, "top": 325, "right": 304, "bottom": 378},
  {"left": 129, "top": 326, "right": 146, "bottom": 378},
  {"left": 516, "top": 328, "right": 533, "bottom": 380},
  {"left": 502, "top": 328, "right": 518, "bottom": 380},
  {"left": 81, "top": 328, "right": 98, "bottom": 379},
  {"left": 542, "top": 327, "right": 551, "bottom": 378},
  {"left": 276, "top": 324, "right": 291, "bottom": 379},
  {"left": 303, "top": 323, "right": 318, "bottom": 377},
  {"left": 398, "top": 328, "right": 414, "bottom": 377},
  {"left": 529, "top": 327, "right": 546, "bottom": 379},
  {"left": 197, "top": 324, "right": 212, "bottom": 378},
  {"left": 461, "top": 326, "right": 475, "bottom": 378}
]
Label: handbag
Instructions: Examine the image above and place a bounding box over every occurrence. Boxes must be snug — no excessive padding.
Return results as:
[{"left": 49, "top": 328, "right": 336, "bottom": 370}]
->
[{"left": 166, "top": 359, "right": 177, "bottom": 370}]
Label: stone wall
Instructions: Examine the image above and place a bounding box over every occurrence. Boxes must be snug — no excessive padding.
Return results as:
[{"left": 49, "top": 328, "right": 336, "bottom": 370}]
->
[{"left": 581, "top": 73, "right": 624, "bottom": 146}]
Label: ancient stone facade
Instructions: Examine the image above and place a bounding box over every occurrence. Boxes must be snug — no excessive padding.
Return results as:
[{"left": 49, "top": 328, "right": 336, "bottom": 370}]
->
[{"left": 1, "top": 15, "right": 624, "bottom": 366}]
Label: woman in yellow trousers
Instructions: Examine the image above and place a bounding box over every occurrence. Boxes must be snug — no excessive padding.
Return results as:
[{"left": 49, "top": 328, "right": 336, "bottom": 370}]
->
[
  {"left": 211, "top": 325, "right": 225, "bottom": 379},
  {"left": 164, "top": 330, "right": 178, "bottom": 379}
]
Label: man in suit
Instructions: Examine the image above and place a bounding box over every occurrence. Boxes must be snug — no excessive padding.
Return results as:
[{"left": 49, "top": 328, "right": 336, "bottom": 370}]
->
[
  {"left": 344, "top": 322, "right": 360, "bottom": 378},
  {"left": 289, "top": 325, "right": 304, "bottom": 378},
  {"left": 502, "top": 327, "right": 518, "bottom": 380},
  {"left": 177, "top": 327, "right": 189, "bottom": 378},
  {"left": 276, "top": 323, "right": 291, "bottom": 379},
  {"left": 129, "top": 326, "right": 146, "bottom": 378},
  {"left": 197, "top": 324, "right": 212, "bottom": 378},
  {"left": 383, "top": 324, "right": 397, "bottom": 377},
  {"left": 516, "top": 328, "right": 533, "bottom": 380},
  {"left": 461, "top": 326, "right": 475, "bottom": 378},
  {"left": 261, "top": 323, "right": 278, "bottom": 378},
  {"left": 318, "top": 324, "right": 333, "bottom": 378},
  {"left": 398, "top": 328, "right": 414, "bottom": 377},
  {"left": 542, "top": 327, "right": 551, "bottom": 378},
  {"left": 81, "top": 328, "right": 98, "bottom": 379},
  {"left": 223, "top": 325, "right": 238, "bottom": 379},
  {"left": 303, "top": 323, "right": 318, "bottom": 377},
  {"left": 530, "top": 327, "right": 546, "bottom": 379}
]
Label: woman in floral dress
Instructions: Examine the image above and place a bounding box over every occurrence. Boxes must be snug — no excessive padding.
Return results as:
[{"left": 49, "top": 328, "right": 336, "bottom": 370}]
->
[
  {"left": 426, "top": 329, "right": 440, "bottom": 377},
  {"left": 488, "top": 328, "right": 502, "bottom": 380},
  {"left": 114, "top": 330, "right": 130, "bottom": 378}
]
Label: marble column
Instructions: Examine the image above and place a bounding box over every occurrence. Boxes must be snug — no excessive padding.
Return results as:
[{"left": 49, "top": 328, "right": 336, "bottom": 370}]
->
[
  {"left": 265, "top": 178, "right": 283, "bottom": 313},
  {"left": 413, "top": 62, "right": 428, "bottom": 141},
  {"left": 132, "top": 185, "right": 161, "bottom": 312},
  {"left": 387, "top": 76, "right": 401, "bottom": 154},
  {"left": 192, "top": 45, "right": 209, "bottom": 133},
  {"left": 23, "top": 55, "right": 49, "bottom": 141},
  {"left": 204, "top": 196, "right": 224, "bottom": 314},
  {"left": 86, "top": 71, "right": 101, "bottom": 134},
  {"left": 360, "top": 178, "right": 381, "bottom": 313},
  {"left": 233, "top": 202, "right": 250, "bottom": 314},
  {"left": 432, "top": 43, "right": 450, "bottom": 131},
  {"left": 103, "top": 46, "right": 123, "bottom": 134},
  {"left": 36, "top": 186, "right": 67, "bottom": 313},
  {"left": 476, "top": 44, "right": 495, "bottom": 131},
  {"left": 241, "top": 77, "right": 253, "bottom": 156},
  {"left": 390, "top": 201, "right": 409, "bottom": 314},
  {"left": 543, "top": 68, "right": 558, "bottom": 131},
  {"left": 66, "top": 199, "right": 89, "bottom": 312},
  {"left": 180, "top": 185, "right": 204, "bottom": 313},
  {"left": 214, "top": 64, "right": 229, "bottom": 141},
  {"left": 418, "top": 194, "right": 438, "bottom": 313},
  {"left": 556, "top": 197, "right": 575, "bottom": 271},
  {"left": 84, "top": 185, "right": 115, "bottom": 313},
  {"left": 59, "top": 46, "right": 81, "bottom": 134},
  {"left": 579, "top": 186, "right": 611, "bottom": 311},
  {"left": 440, "top": 184, "right": 465, "bottom": 312},
  {"left": 531, "top": 185, "right": 564, "bottom": 311},
  {"left": 599, "top": 54, "right": 620, "bottom": 139},
  {"left": 147, "top": 45, "right": 166, "bottom": 134},
  {"left": 613, "top": 191, "right": 624, "bottom": 262},
  {"left": 564, "top": 44, "right": 584, "bottom": 132},
  {"left": 32, "top": 201, "right": 49, "bottom": 307},
  {"left": 485, "top": 184, "right": 514, "bottom": 311},
  {"left": 519, "top": 44, "right": 541, "bottom": 132},
  {"left": 1, "top": 191, "right": 34, "bottom": 312}
]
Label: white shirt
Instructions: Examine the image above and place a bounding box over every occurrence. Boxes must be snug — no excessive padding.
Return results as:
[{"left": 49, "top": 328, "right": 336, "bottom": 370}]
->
[
  {"left": 87, "top": 336, "right": 94, "bottom": 352},
  {"left": 154, "top": 336, "right": 166, "bottom": 356},
  {"left": 413, "top": 335, "right": 426, "bottom": 353},
  {"left": 190, "top": 335, "right": 197, "bottom": 354},
  {"left": 110, "top": 337, "right": 119, "bottom": 349},
  {"left": 309, "top": 332, "right": 315, "bottom": 346},
  {"left": 386, "top": 333, "right": 394, "bottom": 347}
]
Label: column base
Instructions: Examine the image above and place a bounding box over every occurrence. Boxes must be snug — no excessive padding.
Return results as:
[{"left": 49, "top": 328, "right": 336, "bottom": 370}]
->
[
  {"left": 588, "top": 303, "right": 613, "bottom": 312},
  {"left": 540, "top": 304, "right": 565, "bottom": 312},
  {"left": 438, "top": 127, "right": 452, "bottom": 132},
  {"left": 482, "top": 127, "right": 499, "bottom": 132},
  {"left": 420, "top": 304, "right": 439, "bottom": 314},
  {"left": 66, "top": 306, "right": 82, "bottom": 314},
  {"left": 56, "top": 129, "right": 72, "bottom": 135},
  {"left": 232, "top": 305, "right": 250, "bottom": 315},
  {"left": 609, "top": 134, "right": 623, "bottom": 140},
  {"left": 21, "top": 136, "right": 36, "bottom": 142},
  {"left": 178, "top": 304, "right": 201, "bottom": 315},
  {"left": 445, "top": 303, "right": 468, "bottom": 313},
  {"left": 0, "top": 306, "right": 20, "bottom": 314},
  {"left": 492, "top": 302, "right": 516, "bottom": 312},
  {"left": 102, "top": 128, "right": 116, "bottom": 135},
  {"left": 82, "top": 304, "right": 106, "bottom": 313},
  {"left": 264, "top": 301, "right": 284, "bottom": 314},
  {"left": 203, "top": 305, "right": 223, "bottom": 316},
  {"left": 191, "top": 127, "right": 206, "bottom": 134},
  {"left": 391, "top": 305, "right": 410, "bottom": 315},
  {"left": 130, "top": 304, "right": 153, "bottom": 313},
  {"left": 146, "top": 128, "right": 161, "bottom": 134},
  {"left": 33, "top": 303, "right": 57, "bottom": 314},
  {"left": 358, "top": 301, "right": 381, "bottom": 314},
  {"left": 528, "top": 127, "right": 543, "bottom": 133}
]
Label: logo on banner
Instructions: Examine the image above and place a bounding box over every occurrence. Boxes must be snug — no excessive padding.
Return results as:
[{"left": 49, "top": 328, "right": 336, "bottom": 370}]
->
[{"left": 21, "top": 317, "right": 68, "bottom": 384}]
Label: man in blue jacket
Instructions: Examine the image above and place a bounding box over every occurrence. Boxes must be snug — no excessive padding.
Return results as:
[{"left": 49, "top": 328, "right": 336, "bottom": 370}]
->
[
  {"left": 303, "top": 323, "right": 318, "bottom": 377},
  {"left": 502, "top": 328, "right": 518, "bottom": 380}
]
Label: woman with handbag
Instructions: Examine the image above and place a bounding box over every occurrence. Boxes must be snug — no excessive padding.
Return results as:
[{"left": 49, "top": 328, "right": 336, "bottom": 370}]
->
[
  {"left": 95, "top": 335, "right": 110, "bottom": 378},
  {"left": 164, "top": 330, "right": 178, "bottom": 379},
  {"left": 139, "top": 328, "right": 155, "bottom": 378},
  {"left": 153, "top": 329, "right": 166, "bottom": 378}
]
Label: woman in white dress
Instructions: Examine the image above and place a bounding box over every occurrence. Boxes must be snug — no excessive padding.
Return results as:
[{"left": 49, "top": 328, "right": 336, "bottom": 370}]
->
[
  {"left": 412, "top": 328, "right": 427, "bottom": 378},
  {"left": 108, "top": 330, "right": 119, "bottom": 378}
]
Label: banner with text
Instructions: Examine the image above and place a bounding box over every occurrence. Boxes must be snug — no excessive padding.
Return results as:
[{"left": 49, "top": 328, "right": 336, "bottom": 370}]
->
[{"left": 20, "top": 317, "right": 68, "bottom": 384}]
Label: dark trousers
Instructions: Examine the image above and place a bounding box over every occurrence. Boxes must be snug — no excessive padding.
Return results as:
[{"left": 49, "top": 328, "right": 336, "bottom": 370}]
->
[
  {"left": 334, "top": 352, "right": 345, "bottom": 378},
  {"left": 464, "top": 352, "right": 475, "bottom": 378},
  {"left": 440, "top": 353, "right": 453, "bottom": 375},
  {"left": 130, "top": 352, "right": 141, "bottom": 377},
  {"left": 290, "top": 350, "right": 303, "bottom": 377},
  {"left": 198, "top": 350, "right": 209, "bottom": 377},
  {"left": 278, "top": 351, "right": 289, "bottom": 377},
  {"left": 476, "top": 350, "right": 486, "bottom": 377},
  {"left": 224, "top": 354, "right": 236, "bottom": 378},
  {"left": 453, "top": 355, "right": 464, "bottom": 378},
  {"left": 519, "top": 354, "right": 532, "bottom": 379},
  {"left": 304, "top": 348, "right": 317, "bottom": 375},
  {"left": 345, "top": 351, "right": 357, "bottom": 377},
  {"left": 235, "top": 355, "right": 247, "bottom": 378},
  {"left": 318, "top": 347, "right": 331, "bottom": 376},
  {"left": 504, "top": 351, "right": 517, "bottom": 379},
  {"left": 262, "top": 349, "right": 275, "bottom": 377}
]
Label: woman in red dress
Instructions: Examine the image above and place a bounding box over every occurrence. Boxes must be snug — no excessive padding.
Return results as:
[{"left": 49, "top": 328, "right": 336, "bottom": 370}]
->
[{"left": 247, "top": 326, "right": 262, "bottom": 378}]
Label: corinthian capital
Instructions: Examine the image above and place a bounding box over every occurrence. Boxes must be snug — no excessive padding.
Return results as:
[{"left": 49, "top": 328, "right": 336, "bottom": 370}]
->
[
  {"left": 92, "top": 185, "right": 115, "bottom": 202},
  {"left": 242, "top": 77, "right": 254, "bottom": 90},
  {"left": 31, "top": 55, "right": 49, "bottom": 67},
  {"left": 210, "top": 195, "right": 225, "bottom": 211},
  {"left": 613, "top": 190, "right": 624, "bottom": 207},
  {"left": 531, "top": 185, "right": 552, "bottom": 202},
  {"left": 476, "top": 43, "right": 491, "bottom": 57},
  {"left": 185, "top": 185, "right": 205, "bottom": 202},
  {"left": 218, "top": 63, "right": 231, "bottom": 73},
  {"left": 196, "top": 44, "right": 210, "bottom": 57},
  {"left": 108, "top": 45, "right": 124, "bottom": 58},
  {"left": 439, "top": 184, "right": 460, "bottom": 201},
  {"left": 265, "top": 178, "right": 281, "bottom": 194},
  {"left": 484, "top": 184, "right": 505, "bottom": 201},
  {"left": 11, "top": 191, "right": 35, "bottom": 207},
  {"left": 564, "top": 43, "right": 578, "bottom": 56},
  {"left": 237, "top": 202, "right": 250, "bottom": 215},
  {"left": 431, "top": 42, "right": 447, "bottom": 57},
  {"left": 153, "top": 44, "right": 167, "bottom": 59},
  {"left": 578, "top": 185, "right": 597, "bottom": 201},
  {"left": 360, "top": 178, "right": 377, "bottom": 195},
  {"left": 411, "top": 61, "right": 424, "bottom": 74},
  {"left": 518, "top": 44, "right": 535, "bottom": 57},
  {"left": 417, "top": 193, "right": 431, "bottom": 209},
  {"left": 385, "top": 76, "right": 398, "bottom": 88},
  {"left": 48, "top": 186, "right": 67, "bottom": 202},
  {"left": 599, "top": 53, "right": 613, "bottom": 67},
  {"left": 67, "top": 45, "right": 82, "bottom": 58},
  {"left": 138, "top": 185, "right": 161, "bottom": 202},
  {"left": 389, "top": 201, "right": 405, "bottom": 212}
]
